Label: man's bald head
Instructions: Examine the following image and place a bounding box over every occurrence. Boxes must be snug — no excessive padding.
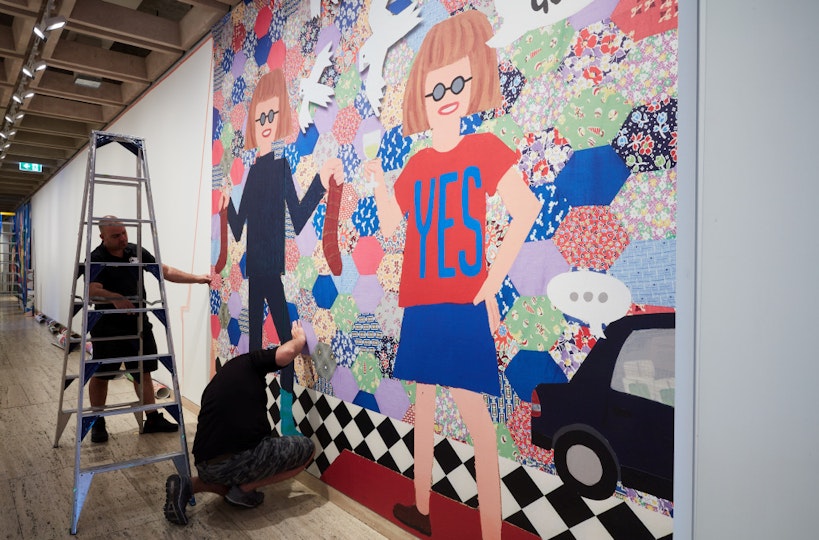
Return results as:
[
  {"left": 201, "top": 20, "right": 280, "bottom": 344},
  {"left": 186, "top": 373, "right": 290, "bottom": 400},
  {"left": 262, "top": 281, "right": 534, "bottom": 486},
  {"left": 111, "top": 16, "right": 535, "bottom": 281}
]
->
[{"left": 99, "top": 215, "right": 128, "bottom": 255}]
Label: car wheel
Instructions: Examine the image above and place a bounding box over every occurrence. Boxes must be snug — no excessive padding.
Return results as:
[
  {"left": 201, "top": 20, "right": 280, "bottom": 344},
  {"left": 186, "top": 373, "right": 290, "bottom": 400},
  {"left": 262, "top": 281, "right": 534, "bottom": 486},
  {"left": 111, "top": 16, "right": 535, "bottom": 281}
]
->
[{"left": 553, "top": 425, "right": 619, "bottom": 500}]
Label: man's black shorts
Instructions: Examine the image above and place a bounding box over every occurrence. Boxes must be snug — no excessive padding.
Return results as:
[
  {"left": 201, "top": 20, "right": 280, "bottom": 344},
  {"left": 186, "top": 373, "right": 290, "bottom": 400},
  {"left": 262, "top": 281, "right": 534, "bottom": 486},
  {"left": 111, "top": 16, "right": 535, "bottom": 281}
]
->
[{"left": 92, "top": 331, "right": 158, "bottom": 381}]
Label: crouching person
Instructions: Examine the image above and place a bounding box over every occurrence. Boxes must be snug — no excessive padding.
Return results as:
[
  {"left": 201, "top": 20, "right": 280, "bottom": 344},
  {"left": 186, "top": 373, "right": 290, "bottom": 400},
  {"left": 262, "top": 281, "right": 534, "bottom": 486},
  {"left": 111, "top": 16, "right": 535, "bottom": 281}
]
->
[{"left": 164, "top": 321, "right": 316, "bottom": 525}]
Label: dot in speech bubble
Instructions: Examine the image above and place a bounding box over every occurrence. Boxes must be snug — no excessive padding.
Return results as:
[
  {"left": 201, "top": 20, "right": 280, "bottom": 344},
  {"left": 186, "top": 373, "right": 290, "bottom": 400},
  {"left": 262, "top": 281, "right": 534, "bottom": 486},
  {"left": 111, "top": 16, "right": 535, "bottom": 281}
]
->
[{"left": 546, "top": 269, "right": 631, "bottom": 337}]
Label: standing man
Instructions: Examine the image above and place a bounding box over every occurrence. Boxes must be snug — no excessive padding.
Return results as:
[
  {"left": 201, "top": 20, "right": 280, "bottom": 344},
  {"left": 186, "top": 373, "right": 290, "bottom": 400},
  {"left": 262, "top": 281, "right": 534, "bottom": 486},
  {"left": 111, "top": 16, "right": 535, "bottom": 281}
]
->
[
  {"left": 163, "top": 321, "right": 315, "bottom": 525},
  {"left": 87, "top": 216, "right": 213, "bottom": 442}
]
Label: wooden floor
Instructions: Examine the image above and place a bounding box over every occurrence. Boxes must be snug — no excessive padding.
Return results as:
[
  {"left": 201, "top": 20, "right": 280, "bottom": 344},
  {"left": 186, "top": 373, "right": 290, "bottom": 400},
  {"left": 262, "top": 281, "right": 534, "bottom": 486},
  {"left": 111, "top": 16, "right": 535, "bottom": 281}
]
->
[{"left": 0, "top": 297, "right": 413, "bottom": 539}]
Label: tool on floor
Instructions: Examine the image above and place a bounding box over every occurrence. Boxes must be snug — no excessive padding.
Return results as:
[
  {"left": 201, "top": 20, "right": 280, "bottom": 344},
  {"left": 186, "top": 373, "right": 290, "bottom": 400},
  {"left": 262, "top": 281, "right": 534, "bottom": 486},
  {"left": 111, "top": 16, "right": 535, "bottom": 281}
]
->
[{"left": 53, "top": 131, "right": 192, "bottom": 534}]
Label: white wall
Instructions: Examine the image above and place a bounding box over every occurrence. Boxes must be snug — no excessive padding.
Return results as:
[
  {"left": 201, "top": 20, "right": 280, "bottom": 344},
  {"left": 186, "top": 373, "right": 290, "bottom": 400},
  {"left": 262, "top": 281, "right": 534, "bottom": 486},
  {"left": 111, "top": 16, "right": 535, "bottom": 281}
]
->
[
  {"left": 32, "top": 39, "right": 214, "bottom": 403},
  {"left": 694, "top": 1, "right": 819, "bottom": 538}
]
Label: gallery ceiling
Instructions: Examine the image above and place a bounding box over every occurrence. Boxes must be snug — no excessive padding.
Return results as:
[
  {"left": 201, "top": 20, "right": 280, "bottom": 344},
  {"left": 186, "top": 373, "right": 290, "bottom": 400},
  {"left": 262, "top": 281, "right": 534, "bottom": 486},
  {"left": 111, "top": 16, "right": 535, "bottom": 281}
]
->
[{"left": 0, "top": 0, "right": 241, "bottom": 212}]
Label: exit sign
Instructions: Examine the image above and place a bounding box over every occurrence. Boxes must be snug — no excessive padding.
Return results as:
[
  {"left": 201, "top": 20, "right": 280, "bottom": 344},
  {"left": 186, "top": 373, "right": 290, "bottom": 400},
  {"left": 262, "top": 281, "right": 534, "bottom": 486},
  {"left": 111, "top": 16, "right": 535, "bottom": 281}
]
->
[{"left": 19, "top": 162, "right": 43, "bottom": 172}]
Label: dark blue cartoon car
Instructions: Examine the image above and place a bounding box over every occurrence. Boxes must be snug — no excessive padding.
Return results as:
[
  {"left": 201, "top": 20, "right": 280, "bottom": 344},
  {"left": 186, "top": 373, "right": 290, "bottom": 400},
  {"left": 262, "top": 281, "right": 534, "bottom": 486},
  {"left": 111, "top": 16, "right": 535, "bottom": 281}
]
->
[{"left": 531, "top": 312, "right": 675, "bottom": 501}]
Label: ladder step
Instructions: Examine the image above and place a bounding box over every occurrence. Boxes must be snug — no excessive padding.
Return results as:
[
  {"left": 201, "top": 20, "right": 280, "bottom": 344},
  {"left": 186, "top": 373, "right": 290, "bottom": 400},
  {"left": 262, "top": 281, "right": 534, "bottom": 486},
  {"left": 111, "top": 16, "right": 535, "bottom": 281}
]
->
[
  {"left": 76, "top": 296, "right": 165, "bottom": 307},
  {"left": 64, "top": 366, "right": 144, "bottom": 381},
  {"left": 79, "top": 353, "right": 172, "bottom": 365},
  {"left": 75, "top": 264, "right": 159, "bottom": 286},
  {"left": 86, "top": 307, "right": 166, "bottom": 315},
  {"left": 83, "top": 298, "right": 164, "bottom": 306},
  {"left": 76, "top": 263, "right": 160, "bottom": 270},
  {"left": 88, "top": 217, "right": 155, "bottom": 226},
  {"left": 82, "top": 262, "right": 159, "bottom": 268},
  {"left": 62, "top": 401, "right": 172, "bottom": 417},
  {"left": 62, "top": 366, "right": 160, "bottom": 390},
  {"left": 93, "top": 173, "right": 147, "bottom": 183},
  {"left": 79, "top": 451, "right": 185, "bottom": 476},
  {"left": 84, "top": 334, "right": 142, "bottom": 343},
  {"left": 92, "top": 179, "right": 146, "bottom": 188}
]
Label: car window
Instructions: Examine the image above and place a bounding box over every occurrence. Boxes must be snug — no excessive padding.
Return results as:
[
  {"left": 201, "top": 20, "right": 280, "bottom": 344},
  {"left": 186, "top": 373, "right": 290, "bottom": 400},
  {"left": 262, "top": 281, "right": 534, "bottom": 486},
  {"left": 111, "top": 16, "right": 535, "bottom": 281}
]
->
[{"left": 610, "top": 328, "right": 675, "bottom": 406}]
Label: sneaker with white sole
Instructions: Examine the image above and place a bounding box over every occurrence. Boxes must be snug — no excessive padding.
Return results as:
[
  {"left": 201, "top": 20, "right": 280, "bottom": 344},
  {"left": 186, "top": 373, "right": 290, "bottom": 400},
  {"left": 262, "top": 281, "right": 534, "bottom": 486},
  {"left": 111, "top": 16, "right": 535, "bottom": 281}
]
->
[
  {"left": 225, "top": 485, "right": 264, "bottom": 508},
  {"left": 163, "top": 474, "right": 192, "bottom": 525}
]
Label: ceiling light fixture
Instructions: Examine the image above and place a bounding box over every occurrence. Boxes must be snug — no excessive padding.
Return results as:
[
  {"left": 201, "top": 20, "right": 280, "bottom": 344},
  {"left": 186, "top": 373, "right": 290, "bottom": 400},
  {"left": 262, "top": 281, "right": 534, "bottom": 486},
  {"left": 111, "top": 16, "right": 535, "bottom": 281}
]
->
[
  {"left": 0, "top": 132, "right": 6, "bottom": 140},
  {"left": 33, "top": 15, "right": 66, "bottom": 39},
  {"left": 8, "top": 112, "right": 25, "bottom": 123},
  {"left": 12, "top": 91, "right": 34, "bottom": 104},
  {"left": 21, "top": 60, "right": 47, "bottom": 78},
  {"left": 44, "top": 16, "right": 66, "bottom": 31},
  {"left": 74, "top": 74, "right": 102, "bottom": 89}
]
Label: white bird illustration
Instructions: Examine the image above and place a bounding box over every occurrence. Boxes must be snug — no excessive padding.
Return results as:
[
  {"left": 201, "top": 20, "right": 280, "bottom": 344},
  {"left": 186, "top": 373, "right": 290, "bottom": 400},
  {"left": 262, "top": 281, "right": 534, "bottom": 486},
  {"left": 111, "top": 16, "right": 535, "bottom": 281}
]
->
[
  {"left": 358, "top": 0, "right": 421, "bottom": 117},
  {"left": 298, "top": 41, "right": 335, "bottom": 133}
]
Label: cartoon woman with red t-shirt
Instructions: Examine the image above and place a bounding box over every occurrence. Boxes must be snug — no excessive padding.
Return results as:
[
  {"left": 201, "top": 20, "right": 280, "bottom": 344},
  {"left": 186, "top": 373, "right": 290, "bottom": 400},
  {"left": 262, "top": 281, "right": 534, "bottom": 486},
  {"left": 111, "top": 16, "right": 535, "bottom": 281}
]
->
[{"left": 364, "top": 11, "right": 542, "bottom": 539}]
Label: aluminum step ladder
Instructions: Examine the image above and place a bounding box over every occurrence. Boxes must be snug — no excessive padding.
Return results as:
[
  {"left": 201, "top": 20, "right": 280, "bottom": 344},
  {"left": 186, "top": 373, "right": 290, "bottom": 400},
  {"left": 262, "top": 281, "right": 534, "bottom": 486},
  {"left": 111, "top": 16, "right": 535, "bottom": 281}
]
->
[
  {"left": 53, "top": 130, "right": 192, "bottom": 534},
  {"left": 0, "top": 214, "right": 22, "bottom": 301}
]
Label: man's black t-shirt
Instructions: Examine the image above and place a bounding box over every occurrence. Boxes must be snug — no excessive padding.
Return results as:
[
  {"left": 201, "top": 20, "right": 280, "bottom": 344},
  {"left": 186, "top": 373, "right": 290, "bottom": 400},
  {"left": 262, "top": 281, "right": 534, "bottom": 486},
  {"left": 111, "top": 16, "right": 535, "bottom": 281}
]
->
[
  {"left": 88, "top": 242, "right": 155, "bottom": 337},
  {"left": 192, "top": 348, "right": 281, "bottom": 464}
]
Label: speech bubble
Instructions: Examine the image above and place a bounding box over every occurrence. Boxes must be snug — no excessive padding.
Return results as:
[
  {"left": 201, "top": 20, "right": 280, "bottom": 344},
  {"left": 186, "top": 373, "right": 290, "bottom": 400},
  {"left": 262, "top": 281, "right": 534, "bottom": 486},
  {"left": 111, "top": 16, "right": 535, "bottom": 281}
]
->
[
  {"left": 546, "top": 269, "right": 631, "bottom": 337},
  {"left": 487, "top": 0, "right": 596, "bottom": 48}
]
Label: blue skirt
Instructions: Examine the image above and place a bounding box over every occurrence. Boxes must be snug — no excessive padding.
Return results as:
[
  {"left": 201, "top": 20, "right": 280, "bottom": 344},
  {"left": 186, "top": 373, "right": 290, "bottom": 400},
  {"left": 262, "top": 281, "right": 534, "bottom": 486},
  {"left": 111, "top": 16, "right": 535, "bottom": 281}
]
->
[{"left": 393, "top": 303, "right": 501, "bottom": 396}]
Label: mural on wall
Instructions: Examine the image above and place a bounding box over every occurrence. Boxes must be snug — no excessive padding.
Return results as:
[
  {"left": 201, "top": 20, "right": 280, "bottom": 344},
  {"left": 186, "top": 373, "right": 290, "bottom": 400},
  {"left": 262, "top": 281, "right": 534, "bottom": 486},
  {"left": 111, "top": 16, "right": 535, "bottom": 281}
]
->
[
  {"left": 210, "top": 0, "right": 678, "bottom": 538},
  {"left": 13, "top": 204, "right": 32, "bottom": 311}
]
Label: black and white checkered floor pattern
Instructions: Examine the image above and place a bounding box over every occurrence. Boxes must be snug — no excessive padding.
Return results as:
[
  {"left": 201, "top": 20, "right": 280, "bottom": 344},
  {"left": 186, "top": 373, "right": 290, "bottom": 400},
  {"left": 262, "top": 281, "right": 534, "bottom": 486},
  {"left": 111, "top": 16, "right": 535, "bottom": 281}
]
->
[{"left": 284, "top": 384, "right": 673, "bottom": 540}]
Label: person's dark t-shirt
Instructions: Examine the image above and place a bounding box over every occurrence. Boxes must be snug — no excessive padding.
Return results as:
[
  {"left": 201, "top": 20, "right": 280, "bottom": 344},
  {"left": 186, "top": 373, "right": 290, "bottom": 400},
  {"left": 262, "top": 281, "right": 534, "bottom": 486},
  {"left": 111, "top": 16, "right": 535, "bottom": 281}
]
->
[
  {"left": 227, "top": 152, "right": 326, "bottom": 277},
  {"left": 192, "top": 348, "right": 281, "bottom": 464},
  {"left": 88, "top": 243, "right": 155, "bottom": 337}
]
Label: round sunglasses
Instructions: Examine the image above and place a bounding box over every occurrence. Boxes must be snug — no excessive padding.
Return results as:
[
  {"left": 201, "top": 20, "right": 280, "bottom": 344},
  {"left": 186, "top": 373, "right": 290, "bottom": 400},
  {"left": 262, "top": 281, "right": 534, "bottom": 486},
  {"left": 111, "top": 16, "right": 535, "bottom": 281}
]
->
[
  {"left": 255, "top": 109, "right": 279, "bottom": 126},
  {"left": 425, "top": 76, "right": 473, "bottom": 102}
]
